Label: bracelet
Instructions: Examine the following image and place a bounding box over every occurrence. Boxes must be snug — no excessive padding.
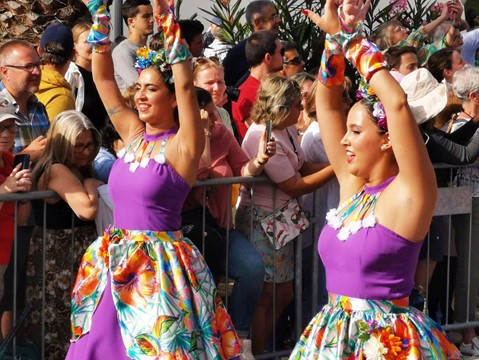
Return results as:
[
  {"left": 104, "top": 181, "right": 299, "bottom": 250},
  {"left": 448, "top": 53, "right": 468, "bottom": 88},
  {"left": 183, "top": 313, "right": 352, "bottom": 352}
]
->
[{"left": 204, "top": 130, "right": 211, "bottom": 138}]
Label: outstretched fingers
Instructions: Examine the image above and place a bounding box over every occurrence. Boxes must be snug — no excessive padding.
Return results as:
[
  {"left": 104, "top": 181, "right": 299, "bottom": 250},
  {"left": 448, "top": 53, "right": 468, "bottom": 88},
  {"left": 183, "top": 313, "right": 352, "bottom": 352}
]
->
[
  {"left": 302, "top": 0, "right": 341, "bottom": 34},
  {"left": 342, "top": 0, "right": 371, "bottom": 24}
]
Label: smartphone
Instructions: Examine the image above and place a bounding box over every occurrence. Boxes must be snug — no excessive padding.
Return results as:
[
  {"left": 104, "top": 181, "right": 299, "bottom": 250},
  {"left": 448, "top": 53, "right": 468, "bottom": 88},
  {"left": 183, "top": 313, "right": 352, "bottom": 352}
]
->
[
  {"left": 13, "top": 154, "right": 30, "bottom": 170},
  {"left": 265, "top": 120, "right": 273, "bottom": 154}
]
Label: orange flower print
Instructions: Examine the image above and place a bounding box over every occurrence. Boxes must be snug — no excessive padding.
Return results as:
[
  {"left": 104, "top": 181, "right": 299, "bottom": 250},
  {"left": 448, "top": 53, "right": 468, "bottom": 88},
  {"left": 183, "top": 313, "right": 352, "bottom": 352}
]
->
[
  {"left": 376, "top": 327, "right": 403, "bottom": 359},
  {"left": 112, "top": 247, "right": 159, "bottom": 307},
  {"left": 72, "top": 262, "right": 100, "bottom": 305},
  {"left": 393, "top": 317, "right": 421, "bottom": 358},
  {"left": 214, "top": 306, "right": 241, "bottom": 358},
  {"left": 72, "top": 326, "right": 83, "bottom": 338},
  {"left": 315, "top": 327, "right": 325, "bottom": 348}
]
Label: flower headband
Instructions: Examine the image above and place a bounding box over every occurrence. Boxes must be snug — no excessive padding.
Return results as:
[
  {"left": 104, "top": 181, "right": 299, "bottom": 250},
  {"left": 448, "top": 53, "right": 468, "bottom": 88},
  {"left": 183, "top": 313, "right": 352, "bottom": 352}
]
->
[
  {"left": 355, "top": 78, "right": 388, "bottom": 132},
  {"left": 135, "top": 46, "right": 174, "bottom": 85}
]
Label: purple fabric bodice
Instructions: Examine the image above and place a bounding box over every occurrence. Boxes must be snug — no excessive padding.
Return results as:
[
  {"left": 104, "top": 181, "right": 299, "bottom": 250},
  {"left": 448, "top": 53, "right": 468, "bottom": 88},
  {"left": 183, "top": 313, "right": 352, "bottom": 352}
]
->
[
  {"left": 318, "top": 177, "right": 422, "bottom": 299},
  {"left": 108, "top": 129, "right": 190, "bottom": 231}
]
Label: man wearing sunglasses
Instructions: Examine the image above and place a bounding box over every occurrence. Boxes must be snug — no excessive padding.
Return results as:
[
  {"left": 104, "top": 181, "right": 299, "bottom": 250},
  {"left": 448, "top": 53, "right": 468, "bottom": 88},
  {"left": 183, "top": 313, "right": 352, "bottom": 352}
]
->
[{"left": 278, "top": 41, "right": 305, "bottom": 78}]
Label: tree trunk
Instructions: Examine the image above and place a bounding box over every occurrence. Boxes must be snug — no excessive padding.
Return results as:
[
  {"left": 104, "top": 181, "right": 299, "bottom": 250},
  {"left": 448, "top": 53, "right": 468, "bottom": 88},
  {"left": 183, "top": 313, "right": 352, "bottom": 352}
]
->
[{"left": 0, "top": 0, "right": 89, "bottom": 45}]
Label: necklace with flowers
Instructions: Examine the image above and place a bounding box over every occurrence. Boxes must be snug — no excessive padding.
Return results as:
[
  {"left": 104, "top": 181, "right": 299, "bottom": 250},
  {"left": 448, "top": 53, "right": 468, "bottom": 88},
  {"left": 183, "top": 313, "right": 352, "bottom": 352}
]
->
[
  {"left": 117, "top": 135, "right": 168, "bottom": 172},
  {"left": 326, "top": 188, "right": 381, "bottom": 241}
]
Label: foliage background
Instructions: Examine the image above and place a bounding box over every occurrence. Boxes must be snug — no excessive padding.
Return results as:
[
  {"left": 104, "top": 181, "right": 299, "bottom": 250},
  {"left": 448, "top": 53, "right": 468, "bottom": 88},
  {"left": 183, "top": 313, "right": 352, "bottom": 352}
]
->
[{"left": 195, "top": 0, "right": 455, "bottom": 62}]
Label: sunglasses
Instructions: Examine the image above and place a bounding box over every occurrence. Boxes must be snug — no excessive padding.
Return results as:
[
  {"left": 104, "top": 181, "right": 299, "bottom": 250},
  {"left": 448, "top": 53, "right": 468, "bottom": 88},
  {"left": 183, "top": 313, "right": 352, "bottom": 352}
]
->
[
  {"left": 193, "top": 56, "right": 221, "bottom": 70},
  {"left": 284, "top": 56, "right": 302, "bottom": 65},
  {"left": 392, "top": 25, "right": 407, "bottom": 34}
]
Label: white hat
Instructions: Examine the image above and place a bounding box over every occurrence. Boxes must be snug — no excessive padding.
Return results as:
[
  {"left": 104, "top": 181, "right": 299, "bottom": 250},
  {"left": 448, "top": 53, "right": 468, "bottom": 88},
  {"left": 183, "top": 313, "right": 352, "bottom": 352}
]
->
[
  {"left": 400, "top": 68, "right": 448, "bottom": 125},
  {"left": 0, "top": 102, "right": 22, "bottom": 124}
]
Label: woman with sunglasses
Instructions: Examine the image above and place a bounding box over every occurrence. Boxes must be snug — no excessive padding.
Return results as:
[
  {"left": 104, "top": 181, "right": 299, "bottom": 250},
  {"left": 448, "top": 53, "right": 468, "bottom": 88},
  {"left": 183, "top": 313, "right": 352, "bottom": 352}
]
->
[
  {"left": 289, "top": 0, "right": 461, "bottom": 358},
  {"left": 26, "top": 110, "right": 102, "bottom": 358},
  {"left": 66, "top": 0, "right": 241, "bottom": 358},
  {"left": 370, "top": 0, "right": 463, "bottom": 66}
]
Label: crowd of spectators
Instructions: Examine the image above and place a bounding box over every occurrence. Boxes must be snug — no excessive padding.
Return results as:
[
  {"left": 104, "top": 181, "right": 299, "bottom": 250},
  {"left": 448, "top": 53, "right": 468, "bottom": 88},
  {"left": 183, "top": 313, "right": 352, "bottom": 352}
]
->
[{"left": 0, "top": 0, "right": 479, "bottom": 358}]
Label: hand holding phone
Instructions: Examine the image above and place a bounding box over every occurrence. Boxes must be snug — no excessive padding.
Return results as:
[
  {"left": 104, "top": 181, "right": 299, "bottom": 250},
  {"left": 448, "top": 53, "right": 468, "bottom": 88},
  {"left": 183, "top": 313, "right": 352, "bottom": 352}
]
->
[
  {"left": 265, "top": 120, "right": 273, "bottom": 154},
  {"left": 13, "top": 154, "right": 30, "bottom": 170}
]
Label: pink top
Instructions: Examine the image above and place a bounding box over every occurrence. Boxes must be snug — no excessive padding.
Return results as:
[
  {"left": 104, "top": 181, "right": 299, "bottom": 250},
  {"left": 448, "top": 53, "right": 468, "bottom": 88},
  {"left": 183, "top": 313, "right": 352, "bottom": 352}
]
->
[
  {"left": 183, "top": 123, "right": 250, "bottom": 228},
  {"left": 240, "top": 123, "right": 304, "bottom": 211}
]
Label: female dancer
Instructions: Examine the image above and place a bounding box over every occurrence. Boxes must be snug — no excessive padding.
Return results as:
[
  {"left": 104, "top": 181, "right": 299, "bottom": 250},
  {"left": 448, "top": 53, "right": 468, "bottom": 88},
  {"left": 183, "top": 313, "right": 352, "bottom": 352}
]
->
[
  {"left": 290, "top": 0, "right": 461, "bottom": 358},
  {"left": 66, "top": 0, "right": 241, "bottom": 358}
]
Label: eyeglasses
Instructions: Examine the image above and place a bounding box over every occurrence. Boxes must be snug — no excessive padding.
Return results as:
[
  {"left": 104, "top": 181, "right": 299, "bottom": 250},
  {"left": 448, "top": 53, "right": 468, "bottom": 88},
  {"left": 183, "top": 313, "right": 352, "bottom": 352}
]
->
[
  {"left": 74, "top": 142, "right": 97, "bottom": 153},
  {"left": 3, "top": 63, "right": 41, "bottom": 73},
  {"left": 0, "top": 123, "right": 18, "bottom": 133},
  {"left": 392, "top": 26, "right": 406, "bottom": 33},
  {"left": 261, "top": 13, "right": 280, "bottom": 22},
  {"left": 284, "top": 56, "right": 302, "bottom": 65}
]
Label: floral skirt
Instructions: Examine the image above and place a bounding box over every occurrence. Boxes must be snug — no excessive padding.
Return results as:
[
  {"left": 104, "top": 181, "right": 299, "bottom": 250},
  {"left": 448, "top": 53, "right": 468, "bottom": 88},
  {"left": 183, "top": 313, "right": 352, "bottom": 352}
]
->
[
  {"left": 70, "top": 227, "right": 241, "bottom": 359},
  {"left": 289, "top": 294, "right": 461, "bottom": 360}
]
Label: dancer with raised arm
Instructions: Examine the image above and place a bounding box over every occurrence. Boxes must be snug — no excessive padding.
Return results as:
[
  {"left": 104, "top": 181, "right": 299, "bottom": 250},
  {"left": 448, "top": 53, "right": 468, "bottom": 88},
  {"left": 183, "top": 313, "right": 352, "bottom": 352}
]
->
[
  {"left": 66, "top": 0, "right": 241, "bottom": 358},
  {"left": 290, "top": 0, "right": 461, "bottom": 358}
]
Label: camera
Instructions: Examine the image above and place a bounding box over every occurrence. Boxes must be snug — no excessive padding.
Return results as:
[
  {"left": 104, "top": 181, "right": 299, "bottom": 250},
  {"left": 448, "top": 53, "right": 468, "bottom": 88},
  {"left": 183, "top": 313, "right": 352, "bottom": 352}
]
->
[{"left": 226, "top": 86, "right": 240, "bottom": 102}]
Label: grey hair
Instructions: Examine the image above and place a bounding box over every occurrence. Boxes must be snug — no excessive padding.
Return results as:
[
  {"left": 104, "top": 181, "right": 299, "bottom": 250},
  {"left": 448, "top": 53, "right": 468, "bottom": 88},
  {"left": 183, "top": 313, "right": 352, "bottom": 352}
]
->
[{"left": 452, "top": 65, "right": 479, "bottom": 101}]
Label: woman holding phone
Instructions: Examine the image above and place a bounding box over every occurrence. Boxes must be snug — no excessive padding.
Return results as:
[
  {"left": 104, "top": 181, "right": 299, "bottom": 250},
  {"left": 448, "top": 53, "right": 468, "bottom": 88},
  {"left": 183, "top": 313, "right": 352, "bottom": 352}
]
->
[{"left": 235, "top": 74, "right": 334, "bottom": 355}]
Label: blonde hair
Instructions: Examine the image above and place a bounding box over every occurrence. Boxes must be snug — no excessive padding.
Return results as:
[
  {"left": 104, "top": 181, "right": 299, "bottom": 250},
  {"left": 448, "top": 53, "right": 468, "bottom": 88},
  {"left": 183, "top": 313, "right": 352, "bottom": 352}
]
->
[
  {"left": 370, "top": 20, "right": 403, "bottom": 50},
  {"left": 72, "top": 21, "right": 92, "bottom": 44},
  {"left": 304, "top": 79, "right": 318, "bottom": 116},
  {"left": 250, "top": 75, "right": 301, "bottom": 127},
  {"left": 192, "top": 57, "right": 223, "bottom": 80},
  {"left": 32, "top": 110, "right": 100, "bottom": 189}
]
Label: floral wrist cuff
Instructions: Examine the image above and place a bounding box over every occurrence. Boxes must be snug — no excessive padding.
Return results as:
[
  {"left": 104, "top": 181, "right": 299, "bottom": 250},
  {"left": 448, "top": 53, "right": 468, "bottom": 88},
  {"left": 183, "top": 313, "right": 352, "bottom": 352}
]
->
[
  {"left": 155, "top": 11, "right": 191, "bottom": 64},
  {"left": 318, "top": 34, "right": 346, "bottom": 87},
  {"left": 87, "top": 5, "right": 111, "bottom": 52},
  {"left": 345, "top": 37, "right": 386, "bottom": 82}
]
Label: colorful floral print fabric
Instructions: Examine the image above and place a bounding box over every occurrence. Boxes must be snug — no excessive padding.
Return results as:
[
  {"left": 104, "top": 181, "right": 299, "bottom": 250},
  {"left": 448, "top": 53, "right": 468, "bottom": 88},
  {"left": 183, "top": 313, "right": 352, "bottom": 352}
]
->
[
  {"left": 70, "top": 227, "right": 241, "bottom": 359},
  {"left": 289, "top": 294, "right": 461, "bottom": 360}
]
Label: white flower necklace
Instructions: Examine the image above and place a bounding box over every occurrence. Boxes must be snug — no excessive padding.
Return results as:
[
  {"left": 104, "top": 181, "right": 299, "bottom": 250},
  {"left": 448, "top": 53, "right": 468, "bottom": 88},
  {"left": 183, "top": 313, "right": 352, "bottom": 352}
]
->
[
  {"left": 326, "top": 188, "right": 381, "bottom": 241},
  {"left": 117, "top": 135, "right": 168, "bottom": 172}
]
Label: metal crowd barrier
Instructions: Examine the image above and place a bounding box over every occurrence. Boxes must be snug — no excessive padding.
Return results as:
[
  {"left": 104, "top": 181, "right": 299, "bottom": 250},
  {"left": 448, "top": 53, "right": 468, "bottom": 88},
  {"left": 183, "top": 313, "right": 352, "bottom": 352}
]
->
[{"left": 0, "top": 165, "right": 476, "bottom": 359}]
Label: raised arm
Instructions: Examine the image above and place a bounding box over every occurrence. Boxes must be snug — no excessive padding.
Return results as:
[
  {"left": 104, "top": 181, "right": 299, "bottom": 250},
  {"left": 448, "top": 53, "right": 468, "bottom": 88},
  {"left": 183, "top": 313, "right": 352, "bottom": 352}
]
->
[
  {"left": 82, "top": 0, "right": 142, "bottom": 143},
  {"left": 302, "top": 0, "right": 358, "bottom": 185},
  {"left": 153, "top": 0, "right": 204, "bottom": 186}
]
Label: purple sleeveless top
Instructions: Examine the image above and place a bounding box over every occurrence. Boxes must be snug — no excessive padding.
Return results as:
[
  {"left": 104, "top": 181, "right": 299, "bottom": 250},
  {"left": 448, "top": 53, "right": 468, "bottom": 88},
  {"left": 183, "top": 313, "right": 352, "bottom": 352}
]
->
[
  {"left": 318, "top": 177, "right": 422, "bottom": 300},
  {"left": 108, "top": 128, "right": 190, "bottom": 231}
]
